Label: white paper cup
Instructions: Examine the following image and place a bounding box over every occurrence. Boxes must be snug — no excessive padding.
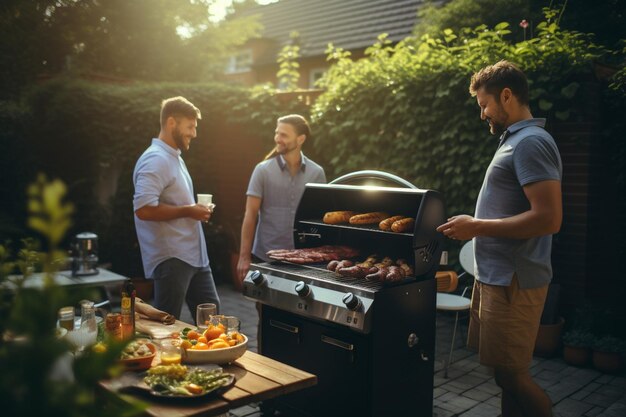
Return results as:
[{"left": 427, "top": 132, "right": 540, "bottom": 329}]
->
[{"left": 197, "top": 194, "right": 213, "bottom": 206}]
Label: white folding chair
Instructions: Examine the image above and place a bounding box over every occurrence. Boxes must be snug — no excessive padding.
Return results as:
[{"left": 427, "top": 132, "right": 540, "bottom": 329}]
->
[{"left": 436, "top": 240, "right": 474, "bottom": 378}]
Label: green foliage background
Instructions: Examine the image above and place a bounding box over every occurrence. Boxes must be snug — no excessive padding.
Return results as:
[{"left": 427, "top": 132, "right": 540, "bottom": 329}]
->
[
  {"left": 311, "top": 12, "right": 609, "bottom": 220},
  {"left": 0, "top": 80, "right": 311, "bottom": 277}
]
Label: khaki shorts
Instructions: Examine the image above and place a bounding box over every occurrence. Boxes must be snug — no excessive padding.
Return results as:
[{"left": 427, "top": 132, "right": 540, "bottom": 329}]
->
[{"left": 467, "top": 275, "right": 548, "bottom": 372}]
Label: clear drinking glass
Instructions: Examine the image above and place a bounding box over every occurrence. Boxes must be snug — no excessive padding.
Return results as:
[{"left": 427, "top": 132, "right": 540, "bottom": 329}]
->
[
  {"left": 218, "top": 315, "right": 241, "bottom": 335},
  {"left": 195, "top": 303, "right": 217, "bottom": 331}
]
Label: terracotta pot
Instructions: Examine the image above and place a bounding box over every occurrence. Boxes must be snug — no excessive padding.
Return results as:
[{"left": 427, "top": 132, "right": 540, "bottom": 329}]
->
[
  {"left": 563, "top": 345, "right": 591, "bottom": 366},
  {"left": 534, "top": 316, "right": 565, "bottom": 358},
  {"left": 592, "top": 350, "right": 624, "bottom": 374}
]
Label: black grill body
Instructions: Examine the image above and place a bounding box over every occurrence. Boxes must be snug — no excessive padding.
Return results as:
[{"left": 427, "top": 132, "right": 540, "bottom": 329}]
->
[{"left": 243, "top": 172, "right": 445, "bottom": 417}]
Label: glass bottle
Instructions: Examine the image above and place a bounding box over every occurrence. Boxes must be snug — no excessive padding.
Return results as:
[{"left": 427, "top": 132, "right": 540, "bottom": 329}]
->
[
  {"left": 80, "top": 300, "right": 97, "bottom": 334},
  {"left": 58, "top": 306, "right": 75, "bottom": 331},
  {"left": 78, "top": 300, "right": 98, "bottom": 348},
  {"left": 121, "top": 279, "right": 136, "bottom": 340}
]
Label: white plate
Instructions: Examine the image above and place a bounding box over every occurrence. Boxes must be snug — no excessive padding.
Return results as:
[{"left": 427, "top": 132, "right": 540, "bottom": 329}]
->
[{"left": 183, "top": 335, "right": 248, "bottom": 365}]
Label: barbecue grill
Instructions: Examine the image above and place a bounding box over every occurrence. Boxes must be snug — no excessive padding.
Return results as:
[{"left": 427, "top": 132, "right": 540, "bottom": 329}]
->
[{"left": 243, "top": 170, "right": 445, "bottom": 417}]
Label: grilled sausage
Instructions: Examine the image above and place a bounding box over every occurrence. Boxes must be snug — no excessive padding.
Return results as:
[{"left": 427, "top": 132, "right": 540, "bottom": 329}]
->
[
  {"left": 349, "top": 212, "right": 390, "bottom": 225},
  {"left": 391, "top": 217, "right": 415, "bottom": 233},
  {"left": 378, "top": 215, "right": 405, "bottom": 231},
  {"left": 337, "top": 265, "right": 368, "bottom": 278},
  {"left": 366, "top": 267, "right": 388, "bottom": 281},
  {"left": 327, "top": 260, "right": 340, "bottom": 272},
  {"left": 374, "top": 257, "right": 394, "bottom": 268},
  {"left": 333, "top": 260, "right": 354, "bottom": 274},
  {"left": 385, "top": 266, "right": 406, "bottom": 282},
  {"left": 393, "top": 259, "right": 414, "bottom": 277},
  {"left": 323, "top": 211, "right": 356, "bottom": 225}
]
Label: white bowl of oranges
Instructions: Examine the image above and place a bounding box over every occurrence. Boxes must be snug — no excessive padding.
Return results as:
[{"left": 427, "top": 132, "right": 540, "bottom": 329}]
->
[{"left": 177, "top": 324, "right": 247, "bottom": 365}]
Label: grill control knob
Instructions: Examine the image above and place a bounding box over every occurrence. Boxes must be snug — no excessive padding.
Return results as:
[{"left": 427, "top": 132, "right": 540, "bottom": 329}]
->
[
  {"left": 249, "top": 270, "right": 265, "bottom": 285},
  {"left": 342, "top": 292, "right": 361, "bottom": 311},
  {"left": 295, "top": 281, "right": 311, "bottom": 297}
]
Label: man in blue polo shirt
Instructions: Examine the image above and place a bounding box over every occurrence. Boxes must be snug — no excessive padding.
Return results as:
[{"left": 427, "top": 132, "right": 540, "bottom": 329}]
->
[
  {"left": 133, "top": 96, "right": 220, "bottom": 319},
  {"left": 437, "top": 61, "right": 562, "bottom": 417},
  {"left": 236, "top": 114, "right": 326, "bottom": 283}
]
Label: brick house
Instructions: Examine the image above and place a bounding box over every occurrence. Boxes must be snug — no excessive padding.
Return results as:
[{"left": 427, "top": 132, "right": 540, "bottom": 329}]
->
[{"left": 222, "top": 0, "right": 425, "bottom": 88}]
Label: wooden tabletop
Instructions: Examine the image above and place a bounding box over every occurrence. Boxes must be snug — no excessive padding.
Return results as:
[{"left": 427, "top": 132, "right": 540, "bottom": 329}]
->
[{"left": 99, "top": 321, "right": 317, "bottom": 417}]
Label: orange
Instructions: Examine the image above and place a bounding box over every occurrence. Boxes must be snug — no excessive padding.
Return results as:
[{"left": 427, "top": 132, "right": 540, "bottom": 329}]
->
[
  {"left": 203, "top": 325, "right": 223, "bottom": 341},
  {"left": 208, "top": 341, "right": 230, "bottom": 350},
  {"left": 197, "top": 336, "right": 208, "bottom": 344},
  {"left": 193, "top": 342, "right": 209, "bottom": 350},
  {"left": 187, "top": 330, "right": 200, "bottom": 340},
  {"left": 230, "top": 332, "right": 245, "bottom": 343}
]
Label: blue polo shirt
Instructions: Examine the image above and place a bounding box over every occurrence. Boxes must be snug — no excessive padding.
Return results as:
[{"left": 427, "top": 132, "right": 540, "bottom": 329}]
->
[
  {"left": 474, "top": 119, "right": 562, "bottom": 288},
  {"left": 247, "top": 153, "right": 326, "bottom": 261},
  {"left": 133, "top": 139, "right": 209, "bottom": 278}
]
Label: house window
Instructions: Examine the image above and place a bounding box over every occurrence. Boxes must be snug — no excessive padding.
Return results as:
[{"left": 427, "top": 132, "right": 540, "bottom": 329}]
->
[
  {"left": 225, "top": 50, "right": 252, "bottom": 74},
  {"left": 309, "top": 68, "right": 326, "bottom": 88}
]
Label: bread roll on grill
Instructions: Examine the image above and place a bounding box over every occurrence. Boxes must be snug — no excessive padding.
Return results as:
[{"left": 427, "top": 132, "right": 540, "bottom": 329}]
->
[
  {"left": 391, "top": 217, "right": 415, "bottom": 233},
  {"left": 323, "top": 211, "right": 356, "bottom": 224},
  {"left": 349, "top": 212, "right": 390, "bottom": 225},
  {"left": 379, "top": 215, "right": 405, "bottom": 231}
]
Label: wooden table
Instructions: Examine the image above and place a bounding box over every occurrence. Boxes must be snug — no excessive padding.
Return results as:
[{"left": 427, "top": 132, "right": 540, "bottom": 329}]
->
[{"left": 100, "top": 320, "right": 317, "bottom": 417}]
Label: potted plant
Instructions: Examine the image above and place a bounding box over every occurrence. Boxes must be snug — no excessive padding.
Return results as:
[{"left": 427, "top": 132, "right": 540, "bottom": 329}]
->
[
  {"left": 591, "top": 336, "right": 626, "bottom": 374},
  {"left": 562, "top": 330, "right": 595, "bottom": 366}
]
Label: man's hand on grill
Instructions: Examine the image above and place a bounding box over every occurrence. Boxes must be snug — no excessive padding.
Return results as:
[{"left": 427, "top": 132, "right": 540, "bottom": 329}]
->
[{"left": 437, "top": 214, "right": 477, "bottom": 241}]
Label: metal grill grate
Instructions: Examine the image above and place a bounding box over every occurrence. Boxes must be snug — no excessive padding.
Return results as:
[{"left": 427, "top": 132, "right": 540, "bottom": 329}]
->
[{"left": 261, "top": 262, "right": 389, "bottom": 291}]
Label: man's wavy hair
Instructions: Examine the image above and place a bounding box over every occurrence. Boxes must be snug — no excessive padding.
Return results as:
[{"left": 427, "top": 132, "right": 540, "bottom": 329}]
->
[
  {"left": 469, "top": 60, "right": 529, "bottom": 106},
  {"left": 160, "top": 96, "right": 201, "bottom": 127}
]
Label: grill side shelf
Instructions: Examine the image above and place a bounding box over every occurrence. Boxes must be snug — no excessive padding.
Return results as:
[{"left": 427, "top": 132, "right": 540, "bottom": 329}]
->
[{"left": 298, "top": 219, "right": 412, "bottom": 237}]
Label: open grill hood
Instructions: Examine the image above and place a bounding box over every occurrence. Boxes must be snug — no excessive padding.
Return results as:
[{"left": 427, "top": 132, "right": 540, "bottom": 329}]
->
[{"left": 243, "top": 171, "right": 446, "bottom": 333}]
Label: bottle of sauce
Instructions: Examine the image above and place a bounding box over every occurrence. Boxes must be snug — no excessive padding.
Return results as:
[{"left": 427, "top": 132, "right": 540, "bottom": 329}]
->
[{"left": 121, "top": 279, "right": 136, "bottom": 340}]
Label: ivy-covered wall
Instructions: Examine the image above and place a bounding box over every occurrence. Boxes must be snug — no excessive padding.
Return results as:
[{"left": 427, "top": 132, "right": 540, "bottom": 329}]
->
[{"left": 308, "top": 13, "right": 625, "bottom": 307}]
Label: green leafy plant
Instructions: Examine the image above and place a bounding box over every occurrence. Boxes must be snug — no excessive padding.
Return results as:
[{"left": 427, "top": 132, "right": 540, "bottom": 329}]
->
[
  {"left": 592, "top": 336, "right": 626, "bottom": 354},
  {"left": 277, "top": 31, "right": 302, "bottom": 91},
  {"left": 562, "top": 330, "right": 595, "bottom": 348},
  {"left": 311, "top": 8, "right": 607, "bottom": 225},
  {"left": 0, "top": 174, "right": 144, "bottom": 416}
]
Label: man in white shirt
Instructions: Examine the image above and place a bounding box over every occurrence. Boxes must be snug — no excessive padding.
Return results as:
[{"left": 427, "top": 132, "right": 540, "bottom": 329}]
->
[{"left": 133, "top": 96, "right": 220, "bottom": 319}]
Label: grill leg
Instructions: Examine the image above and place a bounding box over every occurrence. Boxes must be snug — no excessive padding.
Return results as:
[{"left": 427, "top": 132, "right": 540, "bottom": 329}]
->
[{"left": 445, "top": 311, "right": 460, "bottom": 378}]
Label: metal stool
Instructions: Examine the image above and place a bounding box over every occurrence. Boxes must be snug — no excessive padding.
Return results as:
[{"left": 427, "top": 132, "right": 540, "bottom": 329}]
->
[
  {"left": 436, "top": 241, "right": 474, "bottom": 378},
  {"left": 436, "top": 291, "right": 471, "bottom": 378}
]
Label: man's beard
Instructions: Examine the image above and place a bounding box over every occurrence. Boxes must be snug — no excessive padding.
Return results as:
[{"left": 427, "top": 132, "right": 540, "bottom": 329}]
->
[
  {"left": 172, "top": 126, "right": 188, "bottom": 151},
  {"left": 276, "top": 142, "right": 297, "bottom": 155},
  {"left": 487, "top": 117, "right": 506, "bottom": 136},
  {"left": 487, "top": 105, "right": 508, "bottom": 136}
]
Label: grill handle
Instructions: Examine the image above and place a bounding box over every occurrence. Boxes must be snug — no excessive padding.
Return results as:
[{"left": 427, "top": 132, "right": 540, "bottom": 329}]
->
[
  {"left": 269, "top": 319, "right": 299, "bottom": 334},
  {"left": 330, "top": 170, "right": 417, "bottom": 189},
  {"left": 321, "top": 335, "right": 354, "bottom": 351}
]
